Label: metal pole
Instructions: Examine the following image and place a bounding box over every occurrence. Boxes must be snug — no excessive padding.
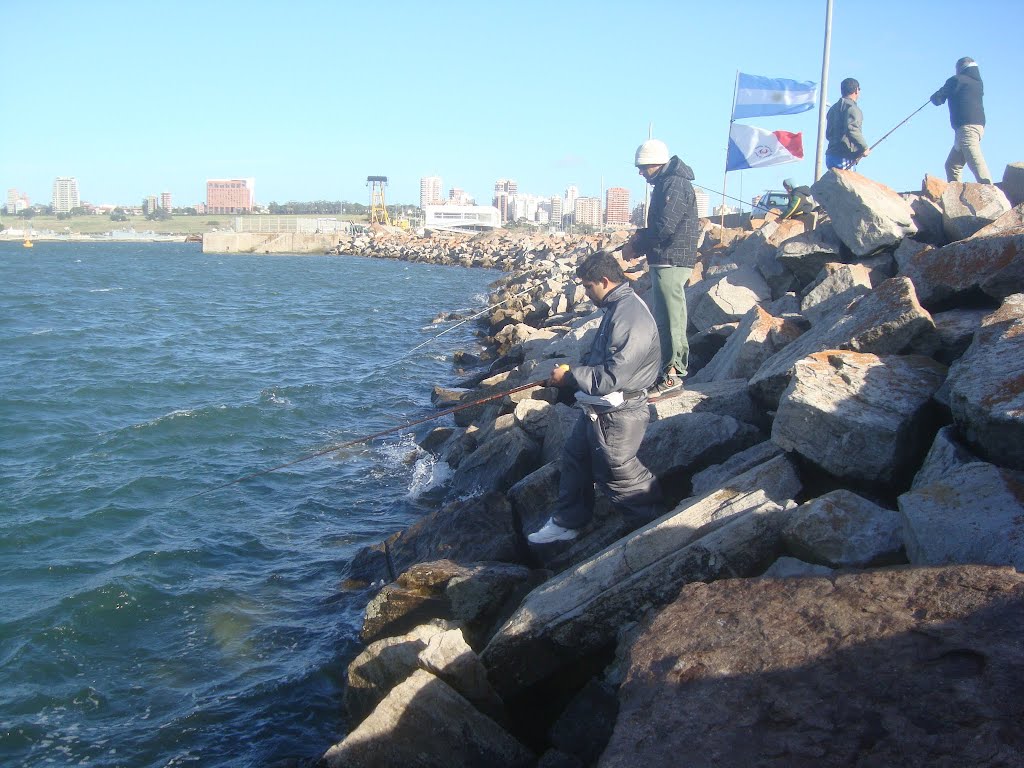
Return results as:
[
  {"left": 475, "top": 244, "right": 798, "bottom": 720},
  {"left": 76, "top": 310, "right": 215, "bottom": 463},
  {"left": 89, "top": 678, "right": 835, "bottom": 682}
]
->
[
  {"left": 643, "top": 122, "right": 652, "bottom": 227},
  {"left": 814, "top": 0, "right": 833, "bottom": 180},
  {"left": 721, "top": 71, "right": 739, "bottom": 226}
]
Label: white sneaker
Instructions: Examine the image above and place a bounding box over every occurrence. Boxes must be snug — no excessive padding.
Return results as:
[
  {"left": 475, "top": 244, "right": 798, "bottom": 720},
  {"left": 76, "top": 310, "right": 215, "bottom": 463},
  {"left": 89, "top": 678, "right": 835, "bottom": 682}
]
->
[{"left": 528, "top": 518, "right": 579, "bottom": 544}]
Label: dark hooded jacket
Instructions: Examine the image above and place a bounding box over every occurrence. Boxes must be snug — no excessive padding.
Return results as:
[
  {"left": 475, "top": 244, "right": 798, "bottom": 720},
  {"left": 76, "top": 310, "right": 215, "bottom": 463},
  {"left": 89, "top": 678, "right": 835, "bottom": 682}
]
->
[
  {"left": 632, "top": 155, "right": 699, "bottom": 268},
  {"left": 931, "top": 65, "right": 985, "bottom": 129}
]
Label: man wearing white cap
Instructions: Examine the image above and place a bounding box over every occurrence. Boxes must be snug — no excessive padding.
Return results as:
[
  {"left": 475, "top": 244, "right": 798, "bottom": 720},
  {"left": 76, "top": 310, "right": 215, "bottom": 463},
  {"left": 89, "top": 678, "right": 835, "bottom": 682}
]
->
[
  {"left": 621, "top": 139, "right": 700, "bottom": 400},
  {"left": 931, "top": 56, "right": 991, "bottom": 184}
]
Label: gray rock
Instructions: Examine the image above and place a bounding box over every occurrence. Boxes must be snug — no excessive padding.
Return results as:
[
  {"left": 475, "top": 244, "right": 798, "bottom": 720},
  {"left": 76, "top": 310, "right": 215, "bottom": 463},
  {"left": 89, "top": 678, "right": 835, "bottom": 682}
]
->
[
  {"left": 911, "top": 425, "right": 980, "bottom": 490},
  {"left": 649, "top": 379, "right": 761, "bottom": 426},
  {"left": 690, "top": 306, "right": 804, "bottom": 384},
  {"left": 892, "top": 237, "right": 932, "bottom": 273},
  {"left": 690, "top": 440, "right": 784, "bottom": 497},
  {"left": 908, "top": 195, "right": 946, "bottom": 245},
  {"left": 910, "top": 307, "right": 988, "bottom": 364},
  {"left": 772, "top": 350, "right": 947, "bottom": 486},
  {"left": 899, "top": 228, "right": 1024, "bottom": 308},
  {"left": 781, "top": 490, "right": 904, "bottom": 568},
  {"left": 946, "top": 294, "right": 1024, "bottom": 470},
  {"left": 899, "top": 462, "right": 1024, "bottom": 569},
  {"left": 810, "top": 169, "right": 917, "bottom": 256},
  {"left": 541, "top": 402, "right": 581, "bottom": 465},
  {"left": 417, "top": 628, "right": 502, "bottom": 711},
  {"left": 344, "top": 624, "right": 447, "bottom": 725},
  {"left": 689, "top": 265, "right": 771, "bottom": 332},
  {"left": 481, "top": 455, "right": 800, "bottom": 696},
  {"left": 448, "top": 425, "right": 540, "bottom": 497},
  {"left": 638, "top": 412, "right": 763, "bottom": 480},
  {"left": 970, "top": 201, "right": 1024, "bottom": 237},
  {"left": 800, "top": 262, "right": 873, "bottom": 327},
  {"left": 940, "top": 181, "right": 1012, "bottom": 241},
  {"left": 508, "top": 461, "right": 561, "bottom": 541},
  {"left": 685, "top": 322, "right": 737, "bottom": 375},
  {"left": 602, "top": 565, "right": 1024, "bottom": 768},
  {"left": 749, "top": 276, "right": 936, "bottom": 408},
  {"left": 322, "top": 670, "right": 534, "bottom": 768},
  {"left": 1002, "top": 163, "right": 1024, "bottom": 206},
  {"left": 775, "top": 223, "right": 844, "bottom": 289},
  {"left": 512, "top": 397, "right": 553, "bottom": 442},
  {"left": 760, "top": 556, "right": 835, "bottom": 578}
]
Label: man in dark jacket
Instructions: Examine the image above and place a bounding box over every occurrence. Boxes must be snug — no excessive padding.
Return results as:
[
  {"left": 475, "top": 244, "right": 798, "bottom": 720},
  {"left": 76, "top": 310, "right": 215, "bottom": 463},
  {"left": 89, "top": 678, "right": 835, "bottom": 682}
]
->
[
  {"left": 825, "top": 77, "right": 870, "bottom": 170},
  {"left": 621, "top": 139, "right": 699, "bottom": 400},
  {"left": 527, "top": 251, "right": 662, "bottom": 544},
  {"left": 931, "top": 56, "right": 991, "bottom": 184}
]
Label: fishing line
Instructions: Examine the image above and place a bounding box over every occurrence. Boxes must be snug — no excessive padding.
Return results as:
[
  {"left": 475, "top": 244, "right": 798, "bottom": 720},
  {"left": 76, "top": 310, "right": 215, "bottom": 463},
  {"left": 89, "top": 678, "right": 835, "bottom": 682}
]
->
[{"left": 180, "top": 378, "right": 548, "bottom": 501}]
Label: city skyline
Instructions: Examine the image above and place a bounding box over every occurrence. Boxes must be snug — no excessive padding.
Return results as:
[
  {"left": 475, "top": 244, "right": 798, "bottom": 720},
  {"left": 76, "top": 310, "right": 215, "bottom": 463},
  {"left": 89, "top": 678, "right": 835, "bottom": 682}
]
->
[{"left": 2, "top": 1, "right": 1020, "bottom": 213}]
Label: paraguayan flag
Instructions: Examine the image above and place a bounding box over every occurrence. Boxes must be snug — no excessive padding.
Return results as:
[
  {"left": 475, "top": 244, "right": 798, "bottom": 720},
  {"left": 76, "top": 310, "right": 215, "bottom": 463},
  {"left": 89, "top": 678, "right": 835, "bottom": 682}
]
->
[{"left": 732, "top": 73, "right": 818, "bottom": 119}]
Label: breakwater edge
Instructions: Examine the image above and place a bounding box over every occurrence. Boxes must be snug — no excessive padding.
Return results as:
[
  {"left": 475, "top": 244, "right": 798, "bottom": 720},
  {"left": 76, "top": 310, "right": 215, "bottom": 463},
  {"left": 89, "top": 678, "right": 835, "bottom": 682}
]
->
[{"left": 315, "top": 172, "right": 1024, "bottom": 767}]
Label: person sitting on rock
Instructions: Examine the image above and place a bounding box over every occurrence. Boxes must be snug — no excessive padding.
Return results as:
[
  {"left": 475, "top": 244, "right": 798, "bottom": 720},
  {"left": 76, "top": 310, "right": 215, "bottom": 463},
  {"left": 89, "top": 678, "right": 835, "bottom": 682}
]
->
[{"left": 527, "top": 251, "right": 663, "bottom": 544}]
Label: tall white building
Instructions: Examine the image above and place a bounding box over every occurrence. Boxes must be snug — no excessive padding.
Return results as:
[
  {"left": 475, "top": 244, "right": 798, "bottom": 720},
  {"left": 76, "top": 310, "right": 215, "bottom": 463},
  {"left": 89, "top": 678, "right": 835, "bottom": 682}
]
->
[
  {"left": 564, "top": 185, "right": 579, "bottom": 217},
  {"left": 694, "top": 187, "right": 709, "bottom": 218},
  {"left": 419, "top": 176, "right": 442, "bottom": 208},
  {"left": 52, "top": 176, "right": 80, "bottom": 214}
]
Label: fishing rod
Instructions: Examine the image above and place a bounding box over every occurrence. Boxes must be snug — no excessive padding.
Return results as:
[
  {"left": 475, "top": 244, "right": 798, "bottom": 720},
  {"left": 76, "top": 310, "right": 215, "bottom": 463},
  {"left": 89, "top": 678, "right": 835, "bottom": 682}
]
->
[
  {"left": 868, "top": 99, "right": 931, "bottom": 153},
  {"left": 181, "top": 377, "right": 548, "bottom": 501}
]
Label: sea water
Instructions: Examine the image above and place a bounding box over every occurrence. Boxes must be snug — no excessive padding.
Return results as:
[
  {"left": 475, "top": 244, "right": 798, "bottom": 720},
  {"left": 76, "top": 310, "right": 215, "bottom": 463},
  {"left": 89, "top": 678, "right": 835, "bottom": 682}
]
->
[{"left": 0, "top": 241, "right": 500, "bottom": 767}]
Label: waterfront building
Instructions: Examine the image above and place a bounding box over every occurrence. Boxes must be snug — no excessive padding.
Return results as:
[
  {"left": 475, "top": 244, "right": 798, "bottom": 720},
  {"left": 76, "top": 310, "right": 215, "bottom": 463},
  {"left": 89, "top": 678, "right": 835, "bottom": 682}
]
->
[
  {"left": 447, "top": 187, "right": 472, "bottom": 205},
  {"left": 574, "top": 196, "right": 602, "bottom": 227},
  {"left": 6, "top": 188, "right": 30, "bottom": 215},
  {"left": 605, "top": 187, "right": 630, "bottom": 226},
  {"left": 492, "top": 178, "right": 518, "bottom": 223},
  {"left": 145, "top": 195, "right": 158, "bottom": 214},
  {"left": 419, "top": 176, "right": 442, "bottom": 208},
  {"left": 549, "top": 196, "right": 563, "bottom": 230},
  {"left": 423, "top": 204, "right": 500, "bottom": 234},
  {"left": 564, "top": 185, "right": 579, "bottom": 217},
  {"left": 206, "top": 178, "right": 255, "bottom": 214},
  {"left": 160, "top": 192, "right": 172, "bottom": 211},
  {"left": 52, "top": 176, "right": 80, "bottom": 214}
]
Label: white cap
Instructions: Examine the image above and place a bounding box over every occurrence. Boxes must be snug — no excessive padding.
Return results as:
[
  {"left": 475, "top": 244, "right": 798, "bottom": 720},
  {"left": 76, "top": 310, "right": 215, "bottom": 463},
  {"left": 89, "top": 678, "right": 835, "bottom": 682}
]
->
[{"left": 635, "top": 139, "right": 669, "bottom": 167}]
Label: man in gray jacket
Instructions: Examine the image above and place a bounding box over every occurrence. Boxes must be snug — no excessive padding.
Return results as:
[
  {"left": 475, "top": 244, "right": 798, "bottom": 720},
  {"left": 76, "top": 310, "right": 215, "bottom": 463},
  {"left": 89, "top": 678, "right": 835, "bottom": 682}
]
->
[
  {"left": 825, "top": 77, "right": 870, "bottom": 170},
  {"left": 528, "top": 251, "right": 662, "bottom": 544}
]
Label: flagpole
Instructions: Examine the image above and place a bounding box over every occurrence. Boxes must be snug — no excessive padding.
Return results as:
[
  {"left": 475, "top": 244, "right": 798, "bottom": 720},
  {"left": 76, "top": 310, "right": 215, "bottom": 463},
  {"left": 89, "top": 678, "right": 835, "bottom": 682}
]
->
[
  {"left": 814, "top": 0, "right": 833, "bottom": 180},
  {"left": 721, "top": 70, "right": 739, "bottom": 226},
  {"left": 644, "top": 122, "right": 652, "bottom": 226}
]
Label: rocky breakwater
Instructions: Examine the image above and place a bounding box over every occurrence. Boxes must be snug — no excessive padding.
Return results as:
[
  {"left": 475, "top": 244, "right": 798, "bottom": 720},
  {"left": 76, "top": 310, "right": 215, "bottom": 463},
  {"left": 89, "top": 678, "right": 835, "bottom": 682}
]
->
[
  {"left": 319, "top": 168, "right": 1024, "bottom": 768},
  {"left": 326, "top": 225, "right": 631, "bottom": 275}
]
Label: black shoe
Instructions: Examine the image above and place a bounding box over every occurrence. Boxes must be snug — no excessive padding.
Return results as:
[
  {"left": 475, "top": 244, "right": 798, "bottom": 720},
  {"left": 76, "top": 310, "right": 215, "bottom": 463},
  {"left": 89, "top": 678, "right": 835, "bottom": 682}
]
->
[{"left": 648, "top": 373, "right": 683, "bottom": 401}]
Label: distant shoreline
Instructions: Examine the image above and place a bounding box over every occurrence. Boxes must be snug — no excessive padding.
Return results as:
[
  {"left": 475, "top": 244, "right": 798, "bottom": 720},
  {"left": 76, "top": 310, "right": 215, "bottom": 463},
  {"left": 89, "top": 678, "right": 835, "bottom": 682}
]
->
[{"left": 0, "top": 232, "right": 190, "bottom": 243}]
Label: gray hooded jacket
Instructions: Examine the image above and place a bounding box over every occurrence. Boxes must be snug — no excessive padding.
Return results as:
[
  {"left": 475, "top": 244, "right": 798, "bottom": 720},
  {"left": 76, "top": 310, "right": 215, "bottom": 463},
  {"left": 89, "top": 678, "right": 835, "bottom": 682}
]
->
[{"left": 568, "top": 282, "right": 661, "bottom": 408}]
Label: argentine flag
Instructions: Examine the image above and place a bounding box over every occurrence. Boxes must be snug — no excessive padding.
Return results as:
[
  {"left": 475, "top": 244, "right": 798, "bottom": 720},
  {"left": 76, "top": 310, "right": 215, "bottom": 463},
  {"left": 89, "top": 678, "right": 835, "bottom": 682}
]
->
[
  {"left": 726, "top": 124, "right": 803, "bottom": 171},
  {"left": 733, "top": 73, "right": 818, "bottom": 119}
]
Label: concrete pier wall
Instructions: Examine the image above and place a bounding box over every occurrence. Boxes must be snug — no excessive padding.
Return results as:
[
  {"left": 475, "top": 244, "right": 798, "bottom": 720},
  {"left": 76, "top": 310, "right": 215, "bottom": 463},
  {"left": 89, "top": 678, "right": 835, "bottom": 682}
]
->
[{"left": 202, "top": 231, "right": 343, "bottom": 254}]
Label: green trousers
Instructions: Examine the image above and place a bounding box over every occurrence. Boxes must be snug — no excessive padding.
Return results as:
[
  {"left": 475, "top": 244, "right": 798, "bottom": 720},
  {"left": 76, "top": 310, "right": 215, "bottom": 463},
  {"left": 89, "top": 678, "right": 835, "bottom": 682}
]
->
[{"left": 650, "top": 265, "right": 693, "bottom": 376}]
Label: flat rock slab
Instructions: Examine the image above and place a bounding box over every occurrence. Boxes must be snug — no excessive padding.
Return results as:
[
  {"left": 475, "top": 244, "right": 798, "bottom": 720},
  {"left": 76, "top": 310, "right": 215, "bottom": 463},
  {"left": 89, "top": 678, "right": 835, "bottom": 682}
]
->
[
  {"left": 771, "top": 350, "right": 947, "bottom": 486},
  {"left": 899, "top": 461, "right": 1024, "bottom": 570},
  {"left": 323, "top": 669, "right": 534, "bottom": 768},
  {"left": 602, "top": 565, "right": 1024, "bottom": 768}
]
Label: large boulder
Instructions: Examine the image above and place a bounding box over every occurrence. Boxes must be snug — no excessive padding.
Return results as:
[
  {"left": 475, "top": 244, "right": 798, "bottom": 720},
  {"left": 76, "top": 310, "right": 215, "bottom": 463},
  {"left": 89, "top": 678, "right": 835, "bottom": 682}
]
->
[
  {"left": 481, "top": 455, "right": 800, "bottom": 696},
  {"left": 946, "top": 294, "right": 1024, "bottom": 471},
  {"left": 899, "top": 461, "right": 1024, "bottom": 569},
  {"left": 799, "top": 262, "right": 873, "bottom": 327},
  {"left": 911, "top": 425, "right": 981, "bottom": 490},
  {"left": 898, "top": 228, "right": 1024, "bottom": 308},
  {"left": 649, "top": 379, "right": 761, "bottom": 427},
  {"left": 749, "top": 277, "right": 936, "bottom": 408},
  {"left": 689, "top": 265, "right": 772, "bottom": 332},
  {"left": 638, "top": 412, "right": 764, "bottom": 482},
  {"left": 940, "top": 181, "right": 1012, "bottom": 241},
  {"left": 781, "top": 489, "right": 905, "bottom": 568},
  {"left": 448, "top": 424, "right": 540, "bottom": 497},
  {"left": 810, "top": 169, "right": 917, "bottom": 257},
  {"left": 322, "top": 670, "right": 534, "bottom": 768},
  {"left": 775, "top": 223, "right": 845, "bottom": 289},
  {"left": 602, "top": 565, "right": 1024, "bottom": 768},
  {"left": 690, "top": 306, "right": 804, "bottom": 384},
  {"left": 771, "top": 350, "right": 947, "bottom": 486}
]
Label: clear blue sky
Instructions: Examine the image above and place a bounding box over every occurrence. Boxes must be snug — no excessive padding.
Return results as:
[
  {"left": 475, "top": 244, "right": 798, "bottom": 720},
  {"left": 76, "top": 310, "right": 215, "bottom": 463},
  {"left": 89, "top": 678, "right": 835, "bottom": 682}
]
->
[{"left": 2, "top": 0, "right": 1020, "bottom": 212}]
